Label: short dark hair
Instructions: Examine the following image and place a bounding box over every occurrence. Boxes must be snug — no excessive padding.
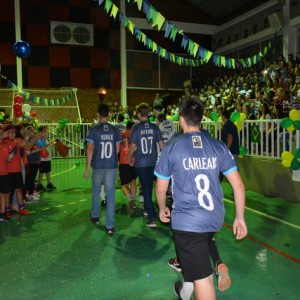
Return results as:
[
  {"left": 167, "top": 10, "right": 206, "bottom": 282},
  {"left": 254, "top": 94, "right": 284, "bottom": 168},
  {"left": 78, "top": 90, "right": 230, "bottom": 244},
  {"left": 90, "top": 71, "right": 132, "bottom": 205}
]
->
[
  {"left": 137, "top": 103, "right": 150, "bottom": 117},
  {"left": 97, "top": 103, "right": 109, "bottom": 118},
  {"left": 179, "top": 96, "right": 204, "bottom": 126},
  {"left": 38, "top": 125, "right": 48, "bottom": 133},
  {"left": 222, "top": 110, "right": 231, "bottom": 120},
  {"left": 117, "top": 113, "right": 124, "bottom": 122}
]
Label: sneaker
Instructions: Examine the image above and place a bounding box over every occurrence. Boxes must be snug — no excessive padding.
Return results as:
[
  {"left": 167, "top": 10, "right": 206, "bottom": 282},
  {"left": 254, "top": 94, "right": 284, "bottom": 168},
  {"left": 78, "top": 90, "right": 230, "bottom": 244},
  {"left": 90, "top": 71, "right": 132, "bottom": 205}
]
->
[
  {"left": 27, "top": 194, "right": 39, "bottom": 202},
  {"left": 47, "top": 182, "right": 56, "bottom": 190},
  {"left": 139, "top": 194, "right": 144, "bottom": 203},
  {"left": 90, "top": 214, "right": 99, "bottom": 225},
  {"left": 143, "top": 210, "right": 148, "bottom": 217},
  {"left": 33, "top": 190, "right": 40, "bottom": 197},
  {"left": 146, "top": 221, "right": 157, "bottom": 228},
  {"left": 129, "top": 199, "right": 136, "bottom": 209},
  {"left": 19, "top": 208, "right": 31, "bottom": 215},
  {"left": 216, "top": 263, "right": 232, "bottom": 292},
  {"left": 36, "top": 184, "right": 46, "bottom": 192},
  {"left": 168, "top": 257, "right": 182, "bottom": 272},
  {"left": 101, "top": 199, "right": 107, "bottom": 207},
  {"left": 5, "top": 209, "right": 12, "bottom": 219},
  {"left": 0, "top": 213, "right": 9, "bottom": 222},
  {"left": 173, "top": 281, "right": 183, "bottom": 299}
]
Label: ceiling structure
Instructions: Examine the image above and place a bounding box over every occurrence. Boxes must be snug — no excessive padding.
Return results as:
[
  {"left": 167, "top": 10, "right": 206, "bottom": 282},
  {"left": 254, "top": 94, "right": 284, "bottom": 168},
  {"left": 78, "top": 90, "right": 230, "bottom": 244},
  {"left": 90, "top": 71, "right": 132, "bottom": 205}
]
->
[{"left": 126, "top": 0, "right": 272, "bottom": 25}]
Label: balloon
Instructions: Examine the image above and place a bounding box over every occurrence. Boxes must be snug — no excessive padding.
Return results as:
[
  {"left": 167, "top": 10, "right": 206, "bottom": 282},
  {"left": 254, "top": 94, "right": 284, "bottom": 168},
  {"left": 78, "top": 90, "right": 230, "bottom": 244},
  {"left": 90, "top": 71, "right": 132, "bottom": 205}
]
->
[
  {"left": 280, "top": 118, "right": 293, "bottom": 128},
  {"left": 149, "top": 116, "right": 154, "bottom": 122},
  {"left": 287, "top": 125, "right": 295, "bottom": 132},
  {"left": 294, "top": 120, "right": 300, "bottom": 130},
  {"left": 40, "top": 149, "right": 49, "bottom": 158},
  {"left": 210, "top": 112, "right": 219, "bottom": 122},
  {"left": 230, "top": 111, "right": 240, "bottom": 122},
  {"left": 75, "top": 161, "right": 80, "bottom": 167},
  {"left": 282, "top": 159, "right": 291, "bottom": 168},
  {"left": 22, "top": 103, "right": 31, "bottom": 113},
  {"left": 234, "top": 120, "right": 243, "bottom": 132},
  {"left": 291, "top": 158, "right": 300, "bottom": 170},
  {"left": 239, "top": 146, "right": 248, "bottom": 155},
  {"left": 0, "top": 112, "right": 5, "bottom": 121},
  {"left": 34, "top": 119, "right": 39, "bottom": 124},
  {"left": 240, "top": 112, "right": 247, "bottom": 121},
  {"left": 24, "top": 111, "right": 31, "bottom": 117},
  {"left": 293, "top": 148, "right": 300, "bottom": 159},
  {"left": 172, "top": 114, "right": 179, "bottom": 121},
  {"left": 166, "top": 115, "right": 172, "bottom": 120},
  {"left": 14, "top": 110, "right": 23, "bottom": 118},
  {"left": 30, "top": 111, "right": 37, "bottom": 118},
  {"left": 14, "top": 95, "right": 23, "bottom": 104},
  {"left": 13, "top": 103, "right": 22, "bottom": 112},
  {"left": 13, "top": 40, "right": 31, "bottom": 59},
  {"left": 281, "top": 151, "right": 294, "bottom": 161},
  {"left": 289, "top": 109, "right": 299, "bottom": 121}
]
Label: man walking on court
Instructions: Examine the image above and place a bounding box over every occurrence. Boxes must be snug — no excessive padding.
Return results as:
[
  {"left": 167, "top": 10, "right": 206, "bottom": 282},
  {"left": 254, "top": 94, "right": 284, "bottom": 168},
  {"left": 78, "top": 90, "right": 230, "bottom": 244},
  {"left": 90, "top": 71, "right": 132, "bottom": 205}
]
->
[
  {"left": 155, "top": 96, "right": 247, "bottom": 300},
  {"left": 129, "top": 102, "right": 164, "bottom": 228},
  {"left": 84, "top": 103, "right": 121, "bottom": 235}
]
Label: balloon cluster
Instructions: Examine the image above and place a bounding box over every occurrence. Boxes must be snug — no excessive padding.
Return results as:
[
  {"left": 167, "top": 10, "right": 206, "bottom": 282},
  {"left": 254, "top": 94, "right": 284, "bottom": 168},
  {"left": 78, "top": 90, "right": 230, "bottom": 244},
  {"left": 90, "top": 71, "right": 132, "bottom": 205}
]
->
[
  {"left": 13, "top": 94, "right": 38, "bottom": 123},
  {"left": 281, "top": 149, "right": 300, "bottom": 170},
  {"left": 13, "top": 40, "right": 31, "bottom": 59},
  {"left": 56, "top": 118, "right": 69, "bottom": 138},
  {"left": 280, "top": 109, "right": 300, "bottom": 131},
  {"left": 0, "top": 111, "right": 5, "bottom": 121},
  {"left": 230, "top": 111, "right": 247, "bottom": 132},
  {"left": 239, "top": 146, "right": 248, "bottom": 156}
]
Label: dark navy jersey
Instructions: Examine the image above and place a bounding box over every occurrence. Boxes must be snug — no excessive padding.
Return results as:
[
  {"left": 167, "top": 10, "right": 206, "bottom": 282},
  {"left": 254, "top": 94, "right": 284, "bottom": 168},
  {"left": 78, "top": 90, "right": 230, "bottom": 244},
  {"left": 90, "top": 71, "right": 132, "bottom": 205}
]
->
[
  {"left": 86, "top": 122, "right": 121, "bottom": 169},
  {"left": 154, "top": 131, "right": 237, "bottom": 233},
  {"left": 129, "top": 120, "right": 163, "bottom": 168},
  {"left": 221, "top": 120, "right": 240, "bottom": 155}
]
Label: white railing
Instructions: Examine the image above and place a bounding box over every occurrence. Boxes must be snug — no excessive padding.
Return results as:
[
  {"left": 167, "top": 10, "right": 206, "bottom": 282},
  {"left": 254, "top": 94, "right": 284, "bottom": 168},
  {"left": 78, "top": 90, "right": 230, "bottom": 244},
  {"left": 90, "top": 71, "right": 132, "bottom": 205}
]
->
[{"left": 43, "top": 120, "right": 299, "bottom": 159}]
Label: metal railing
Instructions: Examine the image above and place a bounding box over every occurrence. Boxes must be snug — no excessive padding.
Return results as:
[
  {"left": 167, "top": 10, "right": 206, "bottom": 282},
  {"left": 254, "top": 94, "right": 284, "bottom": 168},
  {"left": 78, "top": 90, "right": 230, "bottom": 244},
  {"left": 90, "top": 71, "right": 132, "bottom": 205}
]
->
[{"left": 44, "top": 120, "right": 299, "bottom": 159}]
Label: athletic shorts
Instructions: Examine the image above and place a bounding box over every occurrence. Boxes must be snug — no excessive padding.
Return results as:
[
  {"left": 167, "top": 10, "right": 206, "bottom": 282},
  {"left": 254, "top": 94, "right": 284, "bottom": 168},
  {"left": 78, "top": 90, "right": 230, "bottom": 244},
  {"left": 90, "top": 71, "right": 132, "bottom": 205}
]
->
[
  {"left": 172, "top": 229, "right": 215, "bottom": 282},
  {"left": 39, "top": 161, "right": 51, "bottom": 173},
  {"left": 7, "top": 172, "right": 24, "bottom": 191},
  {"left": 119, "top": 164, "right": 137, "bottom": 185},
  {"left": 0, "top": 175, "right": 10, "bottom": 193}
]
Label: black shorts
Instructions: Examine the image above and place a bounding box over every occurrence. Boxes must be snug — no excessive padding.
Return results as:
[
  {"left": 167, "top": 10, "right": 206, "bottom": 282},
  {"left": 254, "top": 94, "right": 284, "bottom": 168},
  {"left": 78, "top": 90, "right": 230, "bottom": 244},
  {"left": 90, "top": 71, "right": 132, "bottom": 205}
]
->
[
  {"left": 0, "top": 175, "right": 10, "bottom": 193},
  {"left": 39, "top": 161, "right": 51, "bottom": 173},
  {"left": 173, "top": 229, "right": 215, "bottom": 282},
  {"left": 7, "top": 172, "right": 24, "bottom": 191},
  {"left": 119, "top": 164, "right": 137, "bottom": 185}
]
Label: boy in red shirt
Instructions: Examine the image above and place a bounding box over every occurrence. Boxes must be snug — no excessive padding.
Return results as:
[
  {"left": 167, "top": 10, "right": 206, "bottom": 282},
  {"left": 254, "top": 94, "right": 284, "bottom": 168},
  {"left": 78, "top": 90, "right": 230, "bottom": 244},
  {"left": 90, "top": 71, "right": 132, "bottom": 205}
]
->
[{"left": 2, "top": 124, "right": 31, "bottom": 217}]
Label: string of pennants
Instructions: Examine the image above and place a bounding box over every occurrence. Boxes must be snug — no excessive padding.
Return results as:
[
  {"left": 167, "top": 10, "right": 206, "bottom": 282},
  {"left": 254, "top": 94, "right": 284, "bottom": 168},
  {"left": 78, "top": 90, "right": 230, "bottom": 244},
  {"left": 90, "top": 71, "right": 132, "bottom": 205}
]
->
[
  {"left": 98, "top": 0, "right": 272, "bottom": 68},
  {"left": 0, "top": 73, "right": 72, "bottom": 106}
]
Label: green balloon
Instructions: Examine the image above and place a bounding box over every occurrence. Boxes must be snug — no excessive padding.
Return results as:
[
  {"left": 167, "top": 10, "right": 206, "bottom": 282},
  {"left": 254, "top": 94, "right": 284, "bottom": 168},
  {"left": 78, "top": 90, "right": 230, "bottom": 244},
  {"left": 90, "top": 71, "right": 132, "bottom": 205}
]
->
[
  {"left": 293, "top": 120, "right": 300, "bottom": 130},
  {"left": 291, "top": 158, "right": 300, "bottom": 170},
  {"left": 172, "top": 114, "right": 179, "bottom": 121},
  {"left": 280, "top": 118, "right": 293, "bottom": 129},
  {"left": 239, "top": 146, "right": 248, "bottom": 155},
  {"left": 210, "top": 112, "right": 219, "bottom": 122},
  {"left": 293, "top": 148, "right": 300, "bottom": 159},
  {"left": 230, "top": 111, "right": 240, "bottom": 122},
  {"left": 149, "top": 116, "right": 155, "bottom": 122}
]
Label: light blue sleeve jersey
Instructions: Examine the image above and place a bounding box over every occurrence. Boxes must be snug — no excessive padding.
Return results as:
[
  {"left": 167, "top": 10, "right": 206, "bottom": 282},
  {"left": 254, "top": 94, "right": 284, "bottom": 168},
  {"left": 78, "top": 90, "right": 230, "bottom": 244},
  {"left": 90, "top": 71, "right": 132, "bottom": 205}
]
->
[
  {"left": 86, "top": 122, "right": 122, "bottom": 169},
  {"left": 154, "top": 131, "right": 237, "bottom": 233},
  {"left": 129, "top": 120, "right": 163, "bottom": 168}
]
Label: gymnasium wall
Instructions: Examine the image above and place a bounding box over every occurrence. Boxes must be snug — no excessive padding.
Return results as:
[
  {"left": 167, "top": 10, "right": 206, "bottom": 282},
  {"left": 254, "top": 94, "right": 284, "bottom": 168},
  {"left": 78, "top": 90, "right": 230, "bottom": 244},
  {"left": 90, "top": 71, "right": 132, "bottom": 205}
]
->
[{"left": 239, "top": 157, "right": 300, "bottom": 203}]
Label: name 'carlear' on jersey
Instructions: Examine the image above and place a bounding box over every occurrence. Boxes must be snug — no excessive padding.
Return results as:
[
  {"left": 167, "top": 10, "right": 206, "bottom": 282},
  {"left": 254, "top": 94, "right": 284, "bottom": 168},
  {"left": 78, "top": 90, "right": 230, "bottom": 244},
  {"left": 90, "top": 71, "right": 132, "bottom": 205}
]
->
[{"left": 182, "top": 157, "right": 217, "bottom": 170}]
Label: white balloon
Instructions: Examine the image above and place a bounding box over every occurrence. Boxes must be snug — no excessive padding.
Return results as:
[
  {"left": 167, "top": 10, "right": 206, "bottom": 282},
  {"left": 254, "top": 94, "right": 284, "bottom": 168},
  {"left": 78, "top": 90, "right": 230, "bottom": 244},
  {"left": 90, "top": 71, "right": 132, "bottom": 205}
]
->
[{"left": 22, "top": 103, "right": 31, "bottom": 113}]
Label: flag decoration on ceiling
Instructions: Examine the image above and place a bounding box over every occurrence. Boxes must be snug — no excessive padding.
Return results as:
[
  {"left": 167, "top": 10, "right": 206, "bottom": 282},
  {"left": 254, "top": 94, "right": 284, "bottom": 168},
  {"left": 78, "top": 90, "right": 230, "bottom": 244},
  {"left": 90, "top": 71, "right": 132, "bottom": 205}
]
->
[{"left": 98, "top": 0, "right": 272, "bottom": 68}]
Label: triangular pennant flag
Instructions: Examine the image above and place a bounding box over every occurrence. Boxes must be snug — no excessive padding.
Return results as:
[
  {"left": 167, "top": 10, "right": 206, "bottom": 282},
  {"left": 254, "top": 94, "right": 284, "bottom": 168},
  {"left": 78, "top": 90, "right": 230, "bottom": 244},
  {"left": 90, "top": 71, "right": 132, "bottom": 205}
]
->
[
  {"left": 152, "top": 12, "right": 165, "bottom": 31},
  {"left": 149, "top": 6, "right": 158, "bottom": 22},
  {"left": 181, "top": 36, "right": 188, "bottom": 50},
  {"left": 134, "top": 0, "right": 143, "bottom": 11},
  {"left": 110, "top": 4, "right": 118, "bottom": 19},
  {"left": 104, "top": 0, "right": 113, "bottom": 13},
  {"left": 142, "top": 0, "right": 151, "bottom": 19},
  {"left": 164, "top": 21, "right": 173, "bottom": 38},
  {"left": 170, "top": 26, "right": 178, "bottom": 41}
]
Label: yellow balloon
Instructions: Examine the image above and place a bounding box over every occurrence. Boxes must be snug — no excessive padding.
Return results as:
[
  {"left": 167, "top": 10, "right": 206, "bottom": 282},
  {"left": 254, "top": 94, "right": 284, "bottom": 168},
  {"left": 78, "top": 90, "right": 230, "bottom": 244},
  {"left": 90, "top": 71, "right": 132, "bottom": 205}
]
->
[
  {"left": 234, "top": 120, "right": 243, "bottom": 132},
  {"left": 166, "top": 115, "right": 172, "bottom": 120},
  {"left": 281, "top": 151, "right": 293, "bottom": 161},
  {"left": 34, "top": 119, "right": 39, "bottom": 124},
  {"left": 240, "top": 112, "right": 247, "bottom": 121},
  {"left": 287, "top": 125, "right": 295, "bottom": 132},
  {"left": 282, "top": 159, "right": 291, "bottom": 168},
  {"left": 289, "top": 109, "right": 299, "bottom": 121}
]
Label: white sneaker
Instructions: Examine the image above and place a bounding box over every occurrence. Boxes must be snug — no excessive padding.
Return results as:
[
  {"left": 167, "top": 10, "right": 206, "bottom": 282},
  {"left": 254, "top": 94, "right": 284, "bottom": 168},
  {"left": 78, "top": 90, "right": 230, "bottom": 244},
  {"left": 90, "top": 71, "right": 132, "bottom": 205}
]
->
[{"left": 27, "top": 194, "right": 39, "bottom": 202}]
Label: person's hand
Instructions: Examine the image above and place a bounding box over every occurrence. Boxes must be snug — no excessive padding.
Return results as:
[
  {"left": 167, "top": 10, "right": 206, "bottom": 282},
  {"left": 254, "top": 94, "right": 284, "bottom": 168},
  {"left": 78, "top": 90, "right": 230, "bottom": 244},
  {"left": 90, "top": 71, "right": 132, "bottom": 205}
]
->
[
  {"left": 83, "top": 170, "right": 90, "bottom": 178},
  {"left": 233, "top": 218, "right": 247, "bottom": 240},
  {"left": 159, "top": 207, "right": 171, "bottom": 223}
]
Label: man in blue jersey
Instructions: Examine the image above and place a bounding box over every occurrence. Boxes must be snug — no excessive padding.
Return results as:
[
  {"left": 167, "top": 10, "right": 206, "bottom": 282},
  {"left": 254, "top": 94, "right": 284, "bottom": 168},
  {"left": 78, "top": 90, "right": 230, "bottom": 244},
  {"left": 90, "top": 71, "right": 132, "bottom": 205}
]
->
[
  {"left": 129, "top": 103, "right": 164, "bottom": 228},
  {"left": 84, "top": 103, "right": 122, "bottom": 235},
  {"left": 155, "top": 97, "right": 247, "bottom": 300}
]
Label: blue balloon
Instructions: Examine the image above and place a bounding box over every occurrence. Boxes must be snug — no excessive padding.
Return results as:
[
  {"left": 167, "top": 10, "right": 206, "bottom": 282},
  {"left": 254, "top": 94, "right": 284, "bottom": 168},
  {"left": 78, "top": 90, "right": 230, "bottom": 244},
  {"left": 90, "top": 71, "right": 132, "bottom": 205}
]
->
[{"left": 13, "top": 40, "right": 31, "bottom": 59}]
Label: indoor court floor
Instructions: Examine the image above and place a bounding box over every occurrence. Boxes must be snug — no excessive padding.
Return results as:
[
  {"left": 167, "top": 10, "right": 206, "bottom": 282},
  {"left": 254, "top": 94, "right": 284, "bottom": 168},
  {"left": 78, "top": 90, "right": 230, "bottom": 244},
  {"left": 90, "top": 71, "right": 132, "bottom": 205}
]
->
[{"left": 1, "top": 158, "right": 299, "bottom": 300}]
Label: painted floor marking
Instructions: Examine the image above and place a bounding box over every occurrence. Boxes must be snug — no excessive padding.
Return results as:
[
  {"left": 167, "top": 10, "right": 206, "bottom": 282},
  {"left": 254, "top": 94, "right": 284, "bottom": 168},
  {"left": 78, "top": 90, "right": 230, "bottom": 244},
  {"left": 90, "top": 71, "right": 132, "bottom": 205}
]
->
[{"left": 224, "top": 198, "right": 300, "bottom": 230}]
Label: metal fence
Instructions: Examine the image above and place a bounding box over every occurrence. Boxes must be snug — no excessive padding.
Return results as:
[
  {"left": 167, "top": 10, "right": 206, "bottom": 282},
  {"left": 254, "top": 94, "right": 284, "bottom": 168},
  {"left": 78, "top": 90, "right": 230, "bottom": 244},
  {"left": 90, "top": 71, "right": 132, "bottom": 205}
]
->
[{"left": 45, "top": 120, "right": 299, "bottom": 160}]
